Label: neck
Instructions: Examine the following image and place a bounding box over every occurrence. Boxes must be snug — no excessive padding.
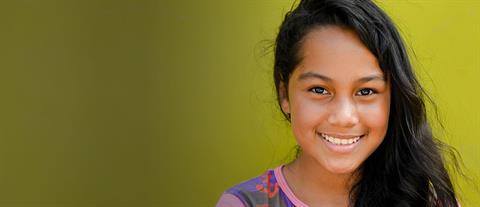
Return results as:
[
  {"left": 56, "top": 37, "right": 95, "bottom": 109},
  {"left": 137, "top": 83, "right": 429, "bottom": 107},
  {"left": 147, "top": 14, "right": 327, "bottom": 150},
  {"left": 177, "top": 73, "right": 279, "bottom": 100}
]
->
[{"left": 283, "top": 152, "right": 358, "bottom": 206}]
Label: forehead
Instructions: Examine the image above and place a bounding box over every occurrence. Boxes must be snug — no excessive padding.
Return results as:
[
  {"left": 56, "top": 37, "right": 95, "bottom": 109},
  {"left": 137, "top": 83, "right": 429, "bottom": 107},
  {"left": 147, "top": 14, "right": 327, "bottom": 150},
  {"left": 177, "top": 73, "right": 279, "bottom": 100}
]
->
[{"left": 293, "top": 26, "right": 383, "bottom": 81}]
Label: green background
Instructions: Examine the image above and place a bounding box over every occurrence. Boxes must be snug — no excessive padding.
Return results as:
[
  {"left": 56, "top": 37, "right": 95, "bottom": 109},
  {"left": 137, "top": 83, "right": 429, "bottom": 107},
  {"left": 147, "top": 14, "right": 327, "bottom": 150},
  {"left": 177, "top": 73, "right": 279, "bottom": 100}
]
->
[{"left": 0, "top": 0, "right": 478, "bottom": 206}]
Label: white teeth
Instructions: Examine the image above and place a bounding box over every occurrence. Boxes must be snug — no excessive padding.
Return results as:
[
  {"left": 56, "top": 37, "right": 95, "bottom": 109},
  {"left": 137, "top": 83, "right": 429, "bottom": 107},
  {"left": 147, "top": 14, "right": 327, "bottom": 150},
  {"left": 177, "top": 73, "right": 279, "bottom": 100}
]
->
[{"left": 321, "top": 133, "right": 361, "bottom": 145}]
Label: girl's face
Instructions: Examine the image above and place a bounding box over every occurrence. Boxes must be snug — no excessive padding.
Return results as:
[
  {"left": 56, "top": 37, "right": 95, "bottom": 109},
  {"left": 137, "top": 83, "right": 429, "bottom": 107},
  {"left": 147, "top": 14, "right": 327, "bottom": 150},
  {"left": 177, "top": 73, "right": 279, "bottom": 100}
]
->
[{"left": 280, "top": 26, "right": 391, "bottom": 174}]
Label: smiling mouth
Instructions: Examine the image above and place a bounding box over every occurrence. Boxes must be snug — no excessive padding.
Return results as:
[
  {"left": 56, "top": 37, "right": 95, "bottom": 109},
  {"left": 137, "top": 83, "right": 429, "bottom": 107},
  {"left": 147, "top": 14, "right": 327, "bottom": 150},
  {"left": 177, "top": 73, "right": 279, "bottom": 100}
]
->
[{"left": 319, "top": 133, "right": 365, "bottom": 145}]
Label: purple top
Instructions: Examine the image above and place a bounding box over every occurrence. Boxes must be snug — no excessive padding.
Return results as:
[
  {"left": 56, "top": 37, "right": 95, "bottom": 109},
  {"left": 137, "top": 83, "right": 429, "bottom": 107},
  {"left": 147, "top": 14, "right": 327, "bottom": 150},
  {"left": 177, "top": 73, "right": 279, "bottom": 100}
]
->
[{"left": 216, "top": 165, "right": 308, "bottom": 207}]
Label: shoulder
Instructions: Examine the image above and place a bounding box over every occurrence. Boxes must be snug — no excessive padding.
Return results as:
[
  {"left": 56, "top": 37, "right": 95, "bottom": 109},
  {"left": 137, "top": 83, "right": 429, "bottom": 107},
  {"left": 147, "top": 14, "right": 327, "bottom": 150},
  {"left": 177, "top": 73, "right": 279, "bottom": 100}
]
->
[
  {"left": 226, "top": 169, "right": 274, "bottom": 194},
  {"left": 216, "top": 193, "right": 245, "bottom": 207},
  {"left": 216, "top": 168, "right": 285, "bottom": 207}
]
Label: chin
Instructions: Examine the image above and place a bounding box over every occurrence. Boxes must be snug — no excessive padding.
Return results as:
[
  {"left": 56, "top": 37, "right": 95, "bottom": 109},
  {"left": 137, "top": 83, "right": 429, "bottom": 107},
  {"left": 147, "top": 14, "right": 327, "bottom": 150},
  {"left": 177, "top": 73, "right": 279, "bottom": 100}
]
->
[{"left": 325, "top": 162, "right": 359, "bottom": 174}]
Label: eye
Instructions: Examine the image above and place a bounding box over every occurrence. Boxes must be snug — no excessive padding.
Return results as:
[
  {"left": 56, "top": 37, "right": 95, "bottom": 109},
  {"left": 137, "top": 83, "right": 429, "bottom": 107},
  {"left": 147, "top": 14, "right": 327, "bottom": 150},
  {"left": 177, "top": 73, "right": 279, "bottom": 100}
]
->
[
  {"left": 309, "top": 87, "right": 330, "bottom": 95},
  {"left": 356, "top": 88, "right": 376, "bottom": 96}
]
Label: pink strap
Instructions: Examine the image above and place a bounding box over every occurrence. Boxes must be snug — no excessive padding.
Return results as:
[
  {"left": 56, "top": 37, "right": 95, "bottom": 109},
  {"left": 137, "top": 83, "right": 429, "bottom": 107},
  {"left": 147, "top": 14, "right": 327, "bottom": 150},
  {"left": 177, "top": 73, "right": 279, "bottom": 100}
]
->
[{"left": 274, "top": 165, "right": 309, "bottom": 207}]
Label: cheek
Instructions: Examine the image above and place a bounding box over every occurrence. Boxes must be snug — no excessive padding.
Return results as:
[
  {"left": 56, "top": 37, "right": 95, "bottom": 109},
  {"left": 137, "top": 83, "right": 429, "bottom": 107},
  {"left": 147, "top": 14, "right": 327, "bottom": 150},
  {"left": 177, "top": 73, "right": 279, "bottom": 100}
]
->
[
  {"left": 358, "top": 98, "right": 390, "bottom": 133},
  {"left": 290, "top": 96, "right": 329, "bottom": 135}
]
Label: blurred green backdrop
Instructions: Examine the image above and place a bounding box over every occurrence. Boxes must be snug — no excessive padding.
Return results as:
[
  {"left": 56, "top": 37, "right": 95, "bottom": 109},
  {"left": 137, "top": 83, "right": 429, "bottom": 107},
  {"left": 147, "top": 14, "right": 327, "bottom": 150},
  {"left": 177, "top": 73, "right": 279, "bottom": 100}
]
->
[{"left": 0, "top": 0, "right": 478, "bottom": 206}]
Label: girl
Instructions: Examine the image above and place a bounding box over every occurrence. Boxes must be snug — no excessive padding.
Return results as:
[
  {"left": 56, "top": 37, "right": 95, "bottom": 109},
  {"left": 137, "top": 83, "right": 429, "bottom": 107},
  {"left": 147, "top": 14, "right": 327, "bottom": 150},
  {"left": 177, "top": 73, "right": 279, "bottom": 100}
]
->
[{"left": 217, "top": 0, "right": 461, "bottom": 206}]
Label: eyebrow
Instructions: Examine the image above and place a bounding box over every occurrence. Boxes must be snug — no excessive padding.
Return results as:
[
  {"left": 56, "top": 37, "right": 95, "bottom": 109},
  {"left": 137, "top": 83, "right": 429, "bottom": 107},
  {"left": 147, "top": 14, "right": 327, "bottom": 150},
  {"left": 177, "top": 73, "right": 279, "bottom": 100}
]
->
[
  {"left": 298, "top": 72, "right": 333, "bottom": 82},
  {"left": 298, "top": 71, "right": 385, "bottom": 83}
]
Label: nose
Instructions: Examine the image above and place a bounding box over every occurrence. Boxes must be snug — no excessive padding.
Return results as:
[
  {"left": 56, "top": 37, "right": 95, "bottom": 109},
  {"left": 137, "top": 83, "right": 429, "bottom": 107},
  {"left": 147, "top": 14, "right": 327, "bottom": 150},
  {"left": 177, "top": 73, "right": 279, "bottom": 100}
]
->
[{"left": 327, "top": 97, "right": 359, "bottom": 127}]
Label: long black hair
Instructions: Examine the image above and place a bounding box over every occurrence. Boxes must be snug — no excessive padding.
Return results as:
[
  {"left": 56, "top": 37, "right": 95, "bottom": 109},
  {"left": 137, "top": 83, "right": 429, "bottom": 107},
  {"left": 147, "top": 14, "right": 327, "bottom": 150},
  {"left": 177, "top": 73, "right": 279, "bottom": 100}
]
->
[{"left": 273, "top": 0, "right": 461, "bottom": 206}]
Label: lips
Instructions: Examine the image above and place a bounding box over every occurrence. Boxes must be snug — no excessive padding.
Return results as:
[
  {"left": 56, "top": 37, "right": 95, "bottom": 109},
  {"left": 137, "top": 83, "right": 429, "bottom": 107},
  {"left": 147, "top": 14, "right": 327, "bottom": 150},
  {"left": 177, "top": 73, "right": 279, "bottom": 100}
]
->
[{"left": 319, "top": 133, "right": 365, "bottom": 145}]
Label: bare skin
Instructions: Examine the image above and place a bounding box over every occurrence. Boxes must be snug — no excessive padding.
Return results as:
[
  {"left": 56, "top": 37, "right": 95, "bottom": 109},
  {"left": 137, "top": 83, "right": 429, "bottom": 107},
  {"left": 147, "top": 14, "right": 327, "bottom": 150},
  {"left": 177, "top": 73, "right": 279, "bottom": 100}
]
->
[
  {"left": 283, "top": 156, "right": 354, "bottom": 207},
  {"left": 279, "top": 25, "right": 391, "bottom": 207}
]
